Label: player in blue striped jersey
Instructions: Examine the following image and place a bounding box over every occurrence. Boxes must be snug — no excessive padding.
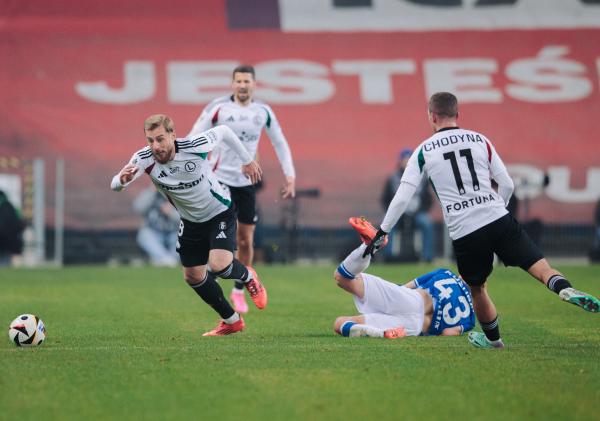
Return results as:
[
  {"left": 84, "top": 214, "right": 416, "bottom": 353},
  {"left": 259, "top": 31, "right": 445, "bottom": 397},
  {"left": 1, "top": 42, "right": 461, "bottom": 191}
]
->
[
  {"left": 408, "top": 268, "right": 475, "bottom": 336},
  {"left": 333, "top": 218, "right": 474, "bottom": 339}
]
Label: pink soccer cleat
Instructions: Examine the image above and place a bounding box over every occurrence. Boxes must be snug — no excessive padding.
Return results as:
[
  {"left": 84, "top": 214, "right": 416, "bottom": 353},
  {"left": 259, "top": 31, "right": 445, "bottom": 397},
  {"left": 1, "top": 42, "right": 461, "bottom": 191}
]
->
[
  {"left": 245, "top": 267, "right": 268, "bottom": 310},
  {"left": 348, "top": 216, "right": 388, "bottom": 247},
  {"left": 383, "top": 326, "right": 407, "bottom": 339},
  {"left": 202, "top": 317, "right": 245, "bottom": 337},
  {"left": 230, "top": 290, "right": 249, "bottom": 314}
]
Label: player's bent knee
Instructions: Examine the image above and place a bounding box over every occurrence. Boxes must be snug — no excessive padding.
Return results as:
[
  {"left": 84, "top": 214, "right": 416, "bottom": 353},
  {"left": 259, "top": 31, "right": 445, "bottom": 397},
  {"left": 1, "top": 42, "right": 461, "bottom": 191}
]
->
[
  {"left": 333, "top": 270, "right": 345, "bottom": 285},
  {"left": 334, "top": 317, "right": 350, "bottom": 334},
  {"left": 184, "top": 271, "right": 205, "bottom": 285},
  {"left": 208, "top": 252, "right": 234, "bottom": 272}
]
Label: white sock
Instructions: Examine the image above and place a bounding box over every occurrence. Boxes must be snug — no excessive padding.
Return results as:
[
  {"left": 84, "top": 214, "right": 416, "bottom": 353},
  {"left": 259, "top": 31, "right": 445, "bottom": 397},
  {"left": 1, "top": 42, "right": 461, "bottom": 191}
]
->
[
  {"left": 223, "top": 312, "right": 240, "bottom": 324},
  {"left": 231, "top": 288, "right": 244, "bottom": 295},
  {"left": 340, "top": 321, "right": 384, "bottom": 338},
  {"left": 337, "top": 244, "right": 371, "bottom": 279}
]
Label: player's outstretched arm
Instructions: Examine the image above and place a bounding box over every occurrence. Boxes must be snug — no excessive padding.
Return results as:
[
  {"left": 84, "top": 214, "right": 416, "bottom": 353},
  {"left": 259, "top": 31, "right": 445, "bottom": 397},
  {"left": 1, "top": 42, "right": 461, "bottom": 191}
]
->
[{"left": 110, "top": 162, "right": 141, "bottom": 191}]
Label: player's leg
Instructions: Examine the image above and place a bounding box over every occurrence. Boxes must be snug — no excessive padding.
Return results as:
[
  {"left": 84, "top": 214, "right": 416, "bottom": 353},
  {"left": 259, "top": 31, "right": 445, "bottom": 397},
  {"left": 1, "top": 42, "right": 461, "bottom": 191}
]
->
[
  {"left": 334, "top": 315, "right": 406, "bottom": 339},
  {"left": 527, "top": 258, "right": 599, "bottom": 312},
  {"left": 229, "top": 186, "right": 257, "bottom": 313},
  {"left": 334, "top": 243, "right": 371, "bottom": 297},
  {"left": 334, "top": 271, "right": 366, "bottom": 298},
  {"left": 183, "top": 264, "right": 244, "bottom": 336},
  {"left": 454, "top": 225, "right": 505, "bottom": 349},
  {"left": 177, "top": 218, "right": 243, "bottom": 336},
  {"left": 209, "top": 209, "right": 267, "bottom": 310},
  {"left": 236, "top": 222, "right": 255, "bottom": 266},
  {"left": 496, "top": 214, "right": 599, "bottom": 313}
]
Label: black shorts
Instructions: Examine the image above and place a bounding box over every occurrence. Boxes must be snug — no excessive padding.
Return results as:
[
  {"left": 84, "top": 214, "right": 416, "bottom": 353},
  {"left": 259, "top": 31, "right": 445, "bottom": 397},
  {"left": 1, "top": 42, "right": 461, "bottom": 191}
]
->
[
  {"left": 228, "top": 184, "right": 257, "bottom": 225},
  {"left": 176, "top": 209, "right": 237, "bottom": 267},
  {"left": 452, "top": 214, "right": 544, "bottom": 286}
]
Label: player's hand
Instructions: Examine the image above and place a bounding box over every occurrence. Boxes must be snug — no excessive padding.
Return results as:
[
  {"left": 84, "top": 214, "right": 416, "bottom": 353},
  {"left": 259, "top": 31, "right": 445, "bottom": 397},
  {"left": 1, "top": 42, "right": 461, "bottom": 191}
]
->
[
  {"left": 362, "top": 228, "right": 387, "bottom": 258},
  {"left": 119, "top": 163, "right": 139, "bottom": 185},
  {"left": 242, "top": 160, "right": 263, "bottom": 185},
  {"left": 281, "top": 176, "right": 295, "bottom": 199}
]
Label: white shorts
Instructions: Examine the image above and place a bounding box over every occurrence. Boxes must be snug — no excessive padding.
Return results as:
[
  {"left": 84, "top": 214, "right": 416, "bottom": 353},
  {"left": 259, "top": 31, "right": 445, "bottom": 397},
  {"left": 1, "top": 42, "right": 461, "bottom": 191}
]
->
[{"left": 353, "top": 273, "right": 425, "bottom": 336}]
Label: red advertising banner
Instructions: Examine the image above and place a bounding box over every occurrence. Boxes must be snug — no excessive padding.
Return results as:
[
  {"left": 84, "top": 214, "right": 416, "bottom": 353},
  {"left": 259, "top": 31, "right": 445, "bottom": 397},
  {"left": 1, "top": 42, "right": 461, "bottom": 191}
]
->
[{"left": 0, "top": 1, "right": 599, "bottom": 228}]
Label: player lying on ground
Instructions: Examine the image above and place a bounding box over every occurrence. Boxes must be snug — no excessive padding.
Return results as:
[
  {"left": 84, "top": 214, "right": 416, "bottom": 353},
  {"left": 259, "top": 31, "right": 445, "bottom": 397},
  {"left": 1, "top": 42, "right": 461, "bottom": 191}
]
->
[
  {"left": 332, "top": 217, "right": 475, "bottom": 339},
  {"left": 111, "top": 114, "right": 267, "bottom": 336}
]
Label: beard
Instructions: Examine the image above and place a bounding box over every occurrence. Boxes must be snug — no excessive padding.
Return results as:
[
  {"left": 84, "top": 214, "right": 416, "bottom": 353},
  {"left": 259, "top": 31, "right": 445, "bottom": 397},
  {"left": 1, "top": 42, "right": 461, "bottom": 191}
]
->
[{"left": 153, "top": 149, "right": 170, "bottom": 164}]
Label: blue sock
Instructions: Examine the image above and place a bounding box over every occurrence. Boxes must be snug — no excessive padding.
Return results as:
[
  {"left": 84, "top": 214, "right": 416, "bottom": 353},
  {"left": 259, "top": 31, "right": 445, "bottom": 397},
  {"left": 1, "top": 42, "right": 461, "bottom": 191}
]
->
[
  {"left": 340, "top": 321, "right": 357, "bottom": 337},
  {"left": 336, "top": 264, "right": 355, "bottom": 280}
]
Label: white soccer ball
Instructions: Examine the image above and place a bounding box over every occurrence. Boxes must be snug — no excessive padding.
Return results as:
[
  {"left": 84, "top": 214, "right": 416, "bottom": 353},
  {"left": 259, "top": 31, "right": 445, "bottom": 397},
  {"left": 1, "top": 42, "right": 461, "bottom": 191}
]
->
[{"left": 8, "top": 314, "right": 46, "bottom": 347}]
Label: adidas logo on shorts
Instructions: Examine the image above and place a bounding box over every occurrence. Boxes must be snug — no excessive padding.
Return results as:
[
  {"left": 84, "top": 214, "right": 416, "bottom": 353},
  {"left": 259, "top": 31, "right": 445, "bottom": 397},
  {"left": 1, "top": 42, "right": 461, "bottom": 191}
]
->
[{"left": 216, "top": 231, "right": 227, "bottom": 239}]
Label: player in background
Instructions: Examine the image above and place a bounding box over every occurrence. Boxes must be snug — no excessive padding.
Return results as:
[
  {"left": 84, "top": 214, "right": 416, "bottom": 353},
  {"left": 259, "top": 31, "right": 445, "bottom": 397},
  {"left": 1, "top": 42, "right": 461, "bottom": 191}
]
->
[
  {"left": 111, "top": 114, "right": 267, "bottom": 336},
  {"left": 333, "top": 217, "right": 475, "bottom": 339},
  {"left": 363, "top": 92, "right": 599, "bottom": 349},
  {"left": 188, "top": 65, "right": 296, "bottom": 314}
]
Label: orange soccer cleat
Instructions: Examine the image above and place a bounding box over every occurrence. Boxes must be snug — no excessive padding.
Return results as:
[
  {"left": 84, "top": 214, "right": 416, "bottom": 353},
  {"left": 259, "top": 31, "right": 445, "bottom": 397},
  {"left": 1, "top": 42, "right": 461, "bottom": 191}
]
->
[
  {"left": 348, "top": 216, "right": 388, "bottom": 247},
  {"left": 383, "top": 326, "right": 407, "bottom": 339},
  {"left": 245, "top": 267, "right": 268, "bottom": 310},
  {"left": 202, "top": 317, "right": 245, "bottom": 337}
]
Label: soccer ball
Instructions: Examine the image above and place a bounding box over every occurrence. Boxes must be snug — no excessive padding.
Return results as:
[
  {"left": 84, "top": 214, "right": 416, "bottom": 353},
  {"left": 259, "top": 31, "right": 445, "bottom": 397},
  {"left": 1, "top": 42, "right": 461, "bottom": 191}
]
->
[{"left": 8, "top": 314, "right": 46, "bottom": 347}]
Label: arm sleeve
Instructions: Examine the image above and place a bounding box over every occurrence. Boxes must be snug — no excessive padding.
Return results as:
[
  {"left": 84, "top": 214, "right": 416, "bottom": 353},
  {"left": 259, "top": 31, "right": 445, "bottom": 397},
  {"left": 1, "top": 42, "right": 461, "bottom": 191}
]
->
[
  {"left": 189, "top": 126, "right": 253, "bottom": 165},
  {"left": 380, "top": 181, "right": 418, "bottom": 233},
  {"left": 487, "top": 140, "right": 514, "bottom": 206},
  {"left": 110, "top": 152, "right": 145, "bottom": 191},
  {"left": 187, "top": 103, "right": 216, "bottom": 138},
  {"left": 264, "top": 106, "right": 296, "bottom": 178}
]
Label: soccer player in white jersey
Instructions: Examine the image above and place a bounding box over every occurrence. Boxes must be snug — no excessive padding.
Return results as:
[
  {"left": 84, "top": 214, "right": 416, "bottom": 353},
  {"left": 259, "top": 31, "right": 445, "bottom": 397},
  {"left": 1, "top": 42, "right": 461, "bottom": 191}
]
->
[
  {"left": 188, "top": 65, "right": 296, "bottom": 313},
  {"left": 111, "top": 114, "right": 268, "bottom": 336},
  {"left": 333, "top": 217, "right": 475, "bottom": 339},
  {"left": 364, "top": 92, "right": 599, "bottom": 349}
]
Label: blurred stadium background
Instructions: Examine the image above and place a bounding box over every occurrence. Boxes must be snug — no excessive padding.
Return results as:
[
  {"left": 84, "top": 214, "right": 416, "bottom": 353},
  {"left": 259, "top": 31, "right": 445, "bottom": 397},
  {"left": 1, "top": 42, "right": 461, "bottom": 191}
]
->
[{"left": 1, "top": 0, "right": 600, "bottom": 266}]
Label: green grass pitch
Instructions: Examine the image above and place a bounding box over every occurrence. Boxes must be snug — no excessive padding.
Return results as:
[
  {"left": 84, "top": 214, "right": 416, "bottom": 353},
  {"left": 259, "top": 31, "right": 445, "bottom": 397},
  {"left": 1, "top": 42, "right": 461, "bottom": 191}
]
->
[{"left": 1, "top": 264, "right": 599, "bottom": 420}]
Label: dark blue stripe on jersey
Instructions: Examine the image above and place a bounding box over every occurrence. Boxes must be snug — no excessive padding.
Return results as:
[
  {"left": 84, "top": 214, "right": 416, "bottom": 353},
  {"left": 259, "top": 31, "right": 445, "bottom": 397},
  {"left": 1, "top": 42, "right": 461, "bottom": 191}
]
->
[{"left": 137, "top": 151, "right": 152, "bottom": 158}]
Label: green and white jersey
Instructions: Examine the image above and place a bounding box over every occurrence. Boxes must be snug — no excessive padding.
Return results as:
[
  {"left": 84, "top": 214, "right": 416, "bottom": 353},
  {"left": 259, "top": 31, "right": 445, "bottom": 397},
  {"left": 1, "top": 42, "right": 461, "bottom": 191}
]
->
[
  {"left": 111, "top": 126, "right": 252, "bottom": 223},
  {"left": 188, "top": 95, "right": 295, "bottom": 187},
  {"left": 401, "top": 127, "right": 510, "bottom": 240}
]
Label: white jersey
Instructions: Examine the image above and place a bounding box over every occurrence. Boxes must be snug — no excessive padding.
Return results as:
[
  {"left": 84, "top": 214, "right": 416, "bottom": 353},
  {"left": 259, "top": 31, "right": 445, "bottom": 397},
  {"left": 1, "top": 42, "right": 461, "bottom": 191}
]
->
[
  {"left": 188, "top": 95, "right": 295, "bottom": 187},
  {"left": 401, "top": 127, "right": 510, "bottom": 240},
  {"left": 111, "top": 126, "right": 252, "bottom": 223}
]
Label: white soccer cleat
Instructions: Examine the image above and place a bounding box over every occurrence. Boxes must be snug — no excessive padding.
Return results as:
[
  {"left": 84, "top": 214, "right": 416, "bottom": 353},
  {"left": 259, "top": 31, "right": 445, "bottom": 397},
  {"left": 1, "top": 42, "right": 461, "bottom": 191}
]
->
[{"left": 559, "top": 288, "right": 600, "bottom": 313}]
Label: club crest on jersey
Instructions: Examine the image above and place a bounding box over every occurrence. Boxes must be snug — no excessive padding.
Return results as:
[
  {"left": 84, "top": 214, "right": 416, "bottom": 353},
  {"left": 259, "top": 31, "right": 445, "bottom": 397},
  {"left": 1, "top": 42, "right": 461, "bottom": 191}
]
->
[
  {"left": 253, "top": 115, "right": 263, "bottom": 126},
  {"left": 184, "top": 162, "right": 196, "bottom": 172}
]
